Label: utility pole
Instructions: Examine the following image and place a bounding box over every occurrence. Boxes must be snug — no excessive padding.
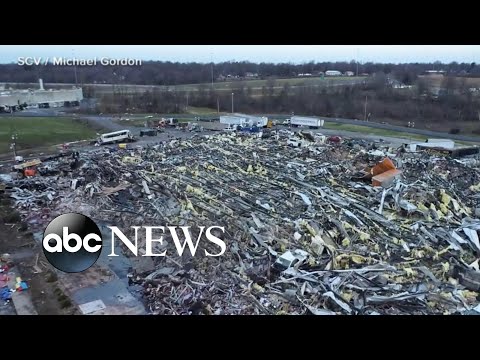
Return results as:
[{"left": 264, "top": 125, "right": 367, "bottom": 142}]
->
[
  {"left": 11, "top": 133, "right": 17, "bottom": 161},
  {"left": 356, "top": 48, "right": 359, "bottom": 77},
  {"left": 364, "top": 95, "right": 368, "bottom": 121},
  {"left": 186, "top": 93, "right": 189, "bottom": 111},
  {"left": 217, "top": 98, "right": 220, "bottom": 114},
  {"left": 73, "top": 48, "right": 78, "bottom": 86},
  {"left": 231, "top": 92, "right": 234, "bottom": 113},
  {"left": 210, "top": 52, "right": 214, "bottom": 89}
]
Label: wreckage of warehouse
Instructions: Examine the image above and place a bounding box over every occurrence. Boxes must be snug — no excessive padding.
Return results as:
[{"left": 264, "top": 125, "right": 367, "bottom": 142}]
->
[{"left": 3, "top": 130, "right": 480, "bottom": 315}]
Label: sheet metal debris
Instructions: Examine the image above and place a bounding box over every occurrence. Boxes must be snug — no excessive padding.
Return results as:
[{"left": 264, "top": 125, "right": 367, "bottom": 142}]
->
[{"left": 3, "top": 132, "right": 480, "bottom": 315}]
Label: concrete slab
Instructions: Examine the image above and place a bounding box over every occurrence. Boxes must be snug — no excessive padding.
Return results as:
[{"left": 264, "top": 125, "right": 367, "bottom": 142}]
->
[
  {"left": 79, "top": 299, "right": 106, "bottom": 315},
  {"left": 59, "top": 264, "right": 146, "bottom": 315},
  {"left": 68, "top": 279, "right": 146, "bottom": 315}
]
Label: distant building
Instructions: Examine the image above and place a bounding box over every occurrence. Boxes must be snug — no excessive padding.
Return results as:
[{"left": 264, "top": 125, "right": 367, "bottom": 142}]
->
[
  {"left": 424, "top": 70, "right": 446, "bottom": 76},
  {"left": 344, "top": 71, "right": 355, "bottom": 76},
  {"left": 245, "top": 72, "right": 259, "bottom": 78},
  {"left": 0, "top": 79, "right": 83, "bottom": 112},
  {"left": 325, "top": 70, "right": 342, "bottom": 76},
  {"left": 298, "top": 73, "right": 313, "bottom": 77}
]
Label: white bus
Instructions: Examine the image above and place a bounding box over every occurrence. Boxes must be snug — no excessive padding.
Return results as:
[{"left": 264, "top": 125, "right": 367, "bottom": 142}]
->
[{"left": 97, "top": 130, "right": 135, "bottom": 145}]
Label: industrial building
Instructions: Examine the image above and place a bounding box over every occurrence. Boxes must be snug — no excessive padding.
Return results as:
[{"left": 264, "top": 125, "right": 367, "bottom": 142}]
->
[{"left": 0, "top": 79, "right": 83, "bottom": 112}]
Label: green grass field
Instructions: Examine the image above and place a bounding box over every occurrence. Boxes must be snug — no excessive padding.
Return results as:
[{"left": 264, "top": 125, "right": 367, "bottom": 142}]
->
[
  {"left": 90, "top": 76, "right": 367, "bottom": 95},
  {"left": 274, "top": 119, "right": 428, "bottom": 140},
  {"left": 175, "top": 76, "right": 366, "bottom": 92},
  {"left": 324, "top": 122, "right": 434, "bottom": 142},
  {"left": 117, "top": 107, "right": 221, "bottom": 119},
  {"left": 0, "top": 117, "right": 98, "bottom": 154},
  {"left": 185, "top": 106, "right": 222, "bottom": 115}
]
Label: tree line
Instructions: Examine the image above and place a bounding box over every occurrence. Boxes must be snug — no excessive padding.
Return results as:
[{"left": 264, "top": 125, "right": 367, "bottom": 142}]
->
[
  {"left": 93, "top": 73, "right": 480, "bottom": 134},
  {"left": 2, "top": 60, "right": 480, "bottom": 86}
]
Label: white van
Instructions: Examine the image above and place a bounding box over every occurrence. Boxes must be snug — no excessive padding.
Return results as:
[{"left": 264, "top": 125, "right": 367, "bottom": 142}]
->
[{"left": 98, "top": 130, "right": 135, "bottom": 145}]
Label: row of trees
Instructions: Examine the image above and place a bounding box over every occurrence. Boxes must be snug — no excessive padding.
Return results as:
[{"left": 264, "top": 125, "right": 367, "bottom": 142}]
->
[
  {"left": 2, "top": 60, "right": 480, "bottom": 86},
  {"left": 94, "top": 77, "right": 480, "bottom": 130}
]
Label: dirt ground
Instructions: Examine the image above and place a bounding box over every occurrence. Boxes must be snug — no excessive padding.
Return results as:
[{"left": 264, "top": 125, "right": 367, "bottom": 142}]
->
[{"left": 0, "top": 193, "right": 78, "bottom": 315}]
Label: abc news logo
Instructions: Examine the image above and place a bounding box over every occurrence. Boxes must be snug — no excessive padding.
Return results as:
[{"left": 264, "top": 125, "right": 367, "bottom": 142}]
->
[
  {"left": 42, "top": 213, "right": 103, "bottom": 273},
  {"left": 42, "top": 213, "right": 226, "bottom": 273}
]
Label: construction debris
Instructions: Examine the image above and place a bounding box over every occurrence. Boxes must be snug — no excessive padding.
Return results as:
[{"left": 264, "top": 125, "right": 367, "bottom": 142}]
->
[{"left": 3, "top": 131, "right": 480, "bottom": 315}]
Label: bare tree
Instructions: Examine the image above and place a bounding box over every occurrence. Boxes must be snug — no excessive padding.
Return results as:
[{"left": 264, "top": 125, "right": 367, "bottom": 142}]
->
[
  {"left": 442, "top": 76, "right": 457, "bottom": 96},
  {"left": 416, "top": 78, "right": 428, "bottom": 97}
]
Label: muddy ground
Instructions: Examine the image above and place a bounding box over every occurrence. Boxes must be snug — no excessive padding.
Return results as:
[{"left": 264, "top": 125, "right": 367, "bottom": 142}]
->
[{"left": 0, "top": 193, "right": 78, "bottom": 315}]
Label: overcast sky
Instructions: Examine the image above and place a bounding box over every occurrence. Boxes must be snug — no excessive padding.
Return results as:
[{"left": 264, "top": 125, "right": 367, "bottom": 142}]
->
[{"left": 1, "top": 45, "right": 480, "bottom": 64}]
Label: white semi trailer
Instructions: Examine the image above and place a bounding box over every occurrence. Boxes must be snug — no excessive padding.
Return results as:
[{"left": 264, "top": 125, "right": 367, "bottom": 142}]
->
[
  {"left": 220, "top": 115, "right": 249, "bottom": 127},
  {"left": 290, "top": 116, "right": 324, "bottom": 129}
]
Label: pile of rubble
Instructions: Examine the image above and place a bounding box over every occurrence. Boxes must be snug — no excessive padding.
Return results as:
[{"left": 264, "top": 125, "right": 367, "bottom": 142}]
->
[{"left": 5, "top": 132, "right": 480, "bottom": 315}]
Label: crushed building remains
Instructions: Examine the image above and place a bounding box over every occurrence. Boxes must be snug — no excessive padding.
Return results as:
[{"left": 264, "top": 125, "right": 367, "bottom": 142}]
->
[{"left": 3, "top": 131, "right": 480, "bottom": 315}]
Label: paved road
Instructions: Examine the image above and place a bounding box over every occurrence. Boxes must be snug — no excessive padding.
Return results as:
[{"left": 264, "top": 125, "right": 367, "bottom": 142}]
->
[
  {"left": 83, "top": 113, "right": 480, "bottom": 143},
  {"left": 3, "top": 108, "right": 480, "bottom": 144},
  {"left": 322, "top": 118, "right": 480, "bottom": 143},
  {"left": 258, "top": 114, "right": 480, "bottom": 143}
]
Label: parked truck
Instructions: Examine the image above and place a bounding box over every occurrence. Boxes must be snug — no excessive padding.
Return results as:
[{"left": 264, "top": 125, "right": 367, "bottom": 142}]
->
[
  {"left": 220, "top": 115, "right": 249, "bottom": 127},
  {"left": 251, "top": 116, "right": 270, "bottom": 128},
  {"left": 258, "top": 118, "right": 274, "bottom": 128},
  {"left": 240, "top": 125, "right": 260, "bottom": 133},
  {"left": 290, "top": 116, "right": 324, "bottom": 129}
]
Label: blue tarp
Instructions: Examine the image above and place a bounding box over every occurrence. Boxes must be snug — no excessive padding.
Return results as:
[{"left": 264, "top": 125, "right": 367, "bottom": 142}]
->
[{"left": 1, "top": 287, "right": 12, "bottom": 301}]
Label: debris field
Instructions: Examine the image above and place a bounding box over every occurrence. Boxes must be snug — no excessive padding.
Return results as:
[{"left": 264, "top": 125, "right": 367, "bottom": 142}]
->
[{"left": 5, "top": 131, "right": 480, "bottom": 315}]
